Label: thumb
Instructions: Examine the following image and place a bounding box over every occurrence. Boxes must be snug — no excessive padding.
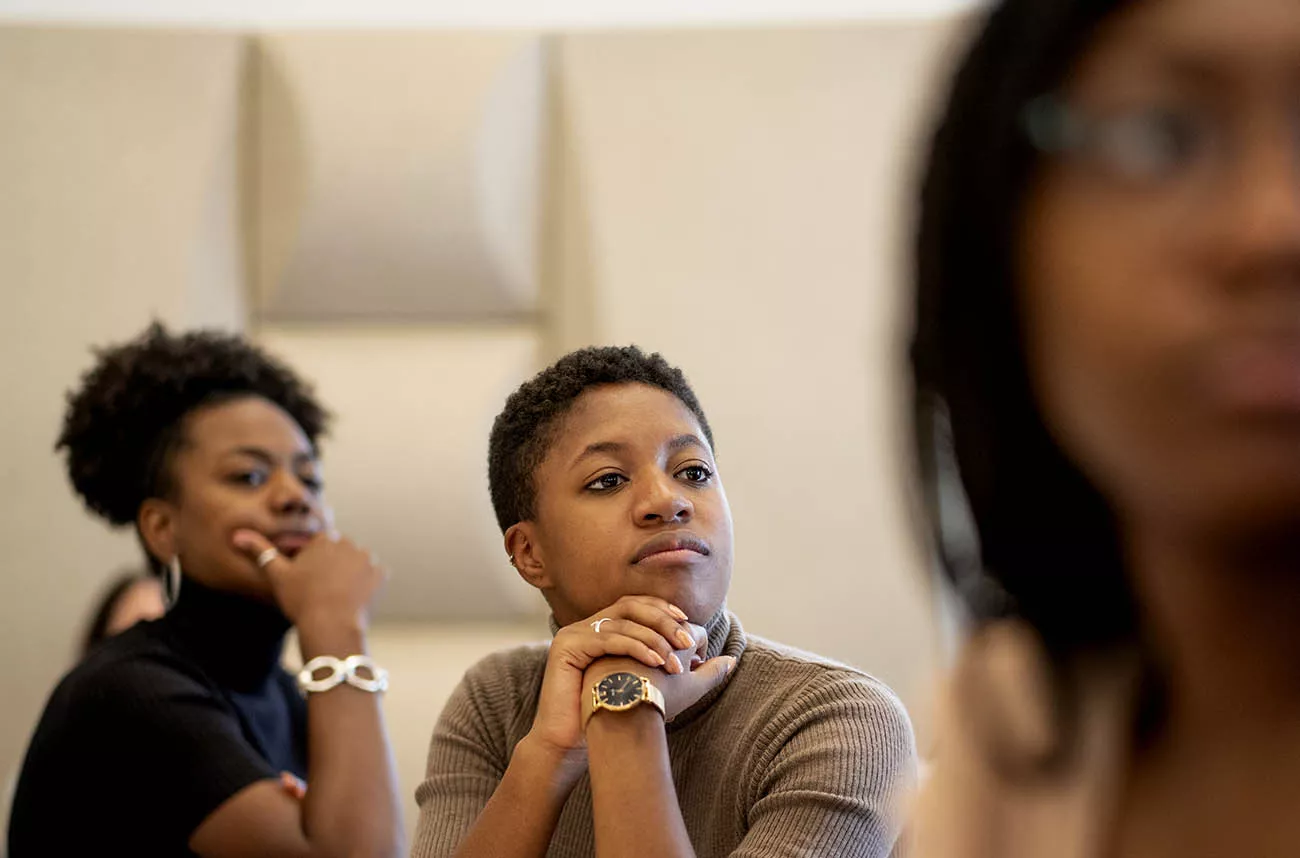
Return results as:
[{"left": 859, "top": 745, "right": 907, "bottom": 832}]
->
[
  {"left": 690, "top": 655, "right": 737, "bottom": 693},
  {"left": 279, "top": 771, "right": 307, "bottom": 800},
  {"left": 231, "top": 529, "right": 285, "bottom": 570}
]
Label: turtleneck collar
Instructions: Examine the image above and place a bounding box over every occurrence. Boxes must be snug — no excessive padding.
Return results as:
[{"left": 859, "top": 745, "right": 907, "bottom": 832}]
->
[
  {"left": 155, "top": 576, "right": 291, "bottom": 692},
  {"left": 547, "top": 603, "right": 747, "bottom": 729}
]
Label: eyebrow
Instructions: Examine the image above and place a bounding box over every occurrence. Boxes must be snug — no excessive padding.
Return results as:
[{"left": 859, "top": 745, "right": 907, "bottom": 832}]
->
[
  {"left": 569, "top": 434, "right": 708, "bottom": 469},
  {"left": 227, "top": 446, "right": 318, "bottom": 467}
]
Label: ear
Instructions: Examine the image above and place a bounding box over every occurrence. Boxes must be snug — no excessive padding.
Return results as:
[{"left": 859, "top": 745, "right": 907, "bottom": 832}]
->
[
  {"left": 505, "top": 522, "right": 552, "bottom": 591},
  {"left": 137, "top": 498, "right": 178, "bottom": 568}
]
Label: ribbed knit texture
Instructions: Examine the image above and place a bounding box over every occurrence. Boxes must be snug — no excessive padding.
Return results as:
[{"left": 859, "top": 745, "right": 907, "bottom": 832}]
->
[{"left": 413, "top": 611, "right": 916, "bottom": 858}]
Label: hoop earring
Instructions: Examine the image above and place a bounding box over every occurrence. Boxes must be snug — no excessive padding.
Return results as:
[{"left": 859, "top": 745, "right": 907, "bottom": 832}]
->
[{"left": 166, "top": 555, "right": 183, "bottom": 609}]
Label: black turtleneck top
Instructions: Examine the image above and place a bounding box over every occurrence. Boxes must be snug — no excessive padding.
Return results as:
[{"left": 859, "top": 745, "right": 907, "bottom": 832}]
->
[{"left": 8, "top": 579, "right": 307, "bottom": 857}]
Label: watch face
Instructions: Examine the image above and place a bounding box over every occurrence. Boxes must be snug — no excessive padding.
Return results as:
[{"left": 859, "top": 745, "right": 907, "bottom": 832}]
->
[{"left": 596, "top": 672, "right": 644, "bottom": 708}]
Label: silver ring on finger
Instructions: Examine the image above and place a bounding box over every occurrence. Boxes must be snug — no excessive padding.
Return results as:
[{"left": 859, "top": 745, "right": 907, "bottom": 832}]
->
[
  {"left": 256, "top": 547, "right": 280, "bottom": 569},
  {"left": 591, "top": 617, "right": 613, "bottom": 633}
]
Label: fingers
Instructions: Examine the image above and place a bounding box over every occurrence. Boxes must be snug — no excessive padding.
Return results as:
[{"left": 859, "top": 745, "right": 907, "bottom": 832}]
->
[
  {"left": 231, "top": 529, "right": 290, "bottom": 573},
  {"left": 279, "top": 771, "right": 306, "bottom": 800},
  {"left": 689, "top": 656, "right": 737, "bottom": 696},
  {"left": 685, "top": 622, "right": 709, "bottom": 667},
  {"left": 555, "top": 628, "right": 670, "bottom": 672},
  {"left": 589, "top": 619, "right": 698, "bottom": 674},
  {"left": 603, "top": 595, "right": 698, "bottom": 653}
]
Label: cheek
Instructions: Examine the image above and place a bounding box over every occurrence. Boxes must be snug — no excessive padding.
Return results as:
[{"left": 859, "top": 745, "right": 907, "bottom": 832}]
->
[
  {"left": 176, "top": 485, "right": 255, "bottom": 550},
  {"left": 1017, "top": 185, "right": 1208, "bottom": 505},
  {"left": 540, "top": 506, "right": 623, "bottom": 580}
]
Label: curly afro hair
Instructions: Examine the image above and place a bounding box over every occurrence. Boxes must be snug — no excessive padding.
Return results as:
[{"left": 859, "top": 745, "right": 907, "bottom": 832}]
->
[
  {"left": 57, "top": 322, "right": 329, "bottom": 528},
  {"left": 488, "top": 345, "right": 713, "bottom": 532}
]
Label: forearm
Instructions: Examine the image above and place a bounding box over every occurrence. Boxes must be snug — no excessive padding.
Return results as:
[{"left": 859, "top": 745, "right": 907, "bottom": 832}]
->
[
  {"left": 297, "top": 620, "right": 403, "bottom": 858},
  {"left": 451, "top": 734, "right": 586, "bottom": 858},
  {"left": 586, "top": 706, "right": 695, "bottom": 858}
]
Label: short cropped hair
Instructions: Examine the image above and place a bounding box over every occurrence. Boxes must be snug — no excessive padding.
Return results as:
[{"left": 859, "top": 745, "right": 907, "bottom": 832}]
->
[{"left": 487, "top": 345, "right": 713, "bottom": 531}]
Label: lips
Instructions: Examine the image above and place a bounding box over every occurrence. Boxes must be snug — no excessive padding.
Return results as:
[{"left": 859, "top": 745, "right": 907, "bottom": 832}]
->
[
  {"left": 271, "top": 530, "right": 318, "bottom": 558},
  {"left": 631, "top": 532, "right": 711, "bottom": 565},
  {"left": 1210, "top": 336, "right": 1300, "bottom": 415}
]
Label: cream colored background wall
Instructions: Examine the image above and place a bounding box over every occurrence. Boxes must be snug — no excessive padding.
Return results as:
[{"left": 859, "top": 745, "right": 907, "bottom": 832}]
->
[
  {"left": 551, "top": 21, "right": 958, "bottom": 730},
  {"left": 0, "top": 26, "right": 250, "bottom": 792},
  {"left": 0, "top": 18, "right": 963, "bottom": 844}
]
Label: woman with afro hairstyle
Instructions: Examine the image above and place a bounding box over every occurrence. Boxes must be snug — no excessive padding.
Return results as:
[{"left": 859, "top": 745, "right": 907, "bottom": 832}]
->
[
  {"left": 9, "top": 324, "right": 403, "bottom": 858},
  {"left": 909, "top": 0, "right": 1300, "bottom": 855}
]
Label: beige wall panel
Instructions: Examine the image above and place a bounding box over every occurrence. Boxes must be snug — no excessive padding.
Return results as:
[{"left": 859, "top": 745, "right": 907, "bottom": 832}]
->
[
  {"left": 255, "top": 32, "right": 549, "bottom": 322},
  {"left": 0, "top": 26, "right": 249, "bottom": 786},
  {"left": 554, "top": 23, "right": 960, "bottom": 736},
  {"left": 256, "top": 325, "right": 547, "bottom": 620}
]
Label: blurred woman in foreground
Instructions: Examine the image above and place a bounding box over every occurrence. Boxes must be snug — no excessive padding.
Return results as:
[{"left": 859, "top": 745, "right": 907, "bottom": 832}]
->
[{"left": 910, "top": 0, "right": 1300, "bottom": 855}]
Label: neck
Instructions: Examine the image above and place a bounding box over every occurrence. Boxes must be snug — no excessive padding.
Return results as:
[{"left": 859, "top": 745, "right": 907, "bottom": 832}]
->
[
  {"left": 159, "top": 576, "right": 290, "bottom": 690},
  {"left": 1129, "top": 525, "right": 1300, "bottom": 732}
]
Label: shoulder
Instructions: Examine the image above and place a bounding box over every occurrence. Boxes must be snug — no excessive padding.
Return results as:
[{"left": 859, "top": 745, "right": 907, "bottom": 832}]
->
[
  {"left": 50, "top": 623, "right": 212, "bottom": 714},
  {"left": 743, "top": 636, "right": 911, "bottom": 717},
  {"left": 439, "top": 642, "right": 550, "bottom": 730},
  {"left": 458, "top": 641, "right": 550, "bottom": 691},
  {"left": 731, "top": 635, "right": 916, "bottom": 753}
]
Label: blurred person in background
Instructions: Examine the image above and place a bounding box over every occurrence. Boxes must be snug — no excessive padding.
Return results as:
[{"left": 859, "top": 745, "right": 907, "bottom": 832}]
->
[
  {"left": 80, "top": 571, "right": 166, "bottom": 655},
  {"left": 8, "top": 324, "right": 402, "bottom": 858},
  {"left": 413, "top": 346, "right": 916, "bottom": 858},
  {"left": 909, "top": 0, "right": 1300, "bottom": 856}
]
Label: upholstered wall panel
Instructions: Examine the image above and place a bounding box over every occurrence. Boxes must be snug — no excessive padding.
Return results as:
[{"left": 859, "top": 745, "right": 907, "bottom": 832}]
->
[
  {"left": 254, "top": 32, "right": 550, "bottom": 322},
  {"left": 256, "top": 325, "right": 546, "bottom": 620}
]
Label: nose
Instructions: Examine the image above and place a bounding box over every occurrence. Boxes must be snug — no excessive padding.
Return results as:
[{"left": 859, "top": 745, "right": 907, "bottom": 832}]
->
[
  {"left": 1217, "top": 114, "right": 1300, "bottom": 281},
  {"left": 269, "top": 470, "right": 313, "bottom": 516},
  {"left": 635, "top": 472, "right": 694, "bottom": 525}
]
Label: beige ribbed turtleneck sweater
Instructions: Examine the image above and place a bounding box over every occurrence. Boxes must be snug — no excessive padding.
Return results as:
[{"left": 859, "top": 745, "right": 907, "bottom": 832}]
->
[{"left": 411, "top": 610, "right": 916, "bottom": 857}]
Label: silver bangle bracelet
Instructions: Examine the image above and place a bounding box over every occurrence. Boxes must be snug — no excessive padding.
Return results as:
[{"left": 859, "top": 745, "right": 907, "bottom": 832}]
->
[{"left": 297, "top": 654, "right": 389, "bottom": 696}]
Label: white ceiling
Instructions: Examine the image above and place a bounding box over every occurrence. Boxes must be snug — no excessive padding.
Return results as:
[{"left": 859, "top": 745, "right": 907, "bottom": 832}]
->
[{"left": 0, "top": 0, "right": 986, "bottom": 28}]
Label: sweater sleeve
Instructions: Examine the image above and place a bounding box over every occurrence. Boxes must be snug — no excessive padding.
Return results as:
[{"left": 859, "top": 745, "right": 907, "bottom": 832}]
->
[
  {"left": 731, "top": 671, "right": 918, "bottom": 858},
  {"left": 84, "top": 658, "right": 275, "bottom": 844},
  {"left": 410, "top": 648, "right": 538, "bottom": 858}
]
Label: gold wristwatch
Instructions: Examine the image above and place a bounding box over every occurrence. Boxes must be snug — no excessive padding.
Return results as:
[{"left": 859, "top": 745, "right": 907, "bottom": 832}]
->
[{"left": 581, "top": 671, "right": 666, "bottom": 729}]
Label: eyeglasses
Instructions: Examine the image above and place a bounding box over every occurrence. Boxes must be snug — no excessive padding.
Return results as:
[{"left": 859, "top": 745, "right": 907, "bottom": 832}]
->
[{"left": 1021, "top": 93, "right": 1300, "bottom": 194}]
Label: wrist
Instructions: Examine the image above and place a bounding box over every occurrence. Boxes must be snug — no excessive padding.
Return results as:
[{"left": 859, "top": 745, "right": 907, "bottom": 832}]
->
[
  {"left": 516, "top": 731, "right": 588, "bottom": 792},
  {"left": 295, "top": 612, "right": 368, "bottom": 659},
  {"left": 586, "top": 702, "right": 666, "bottom": 747}
]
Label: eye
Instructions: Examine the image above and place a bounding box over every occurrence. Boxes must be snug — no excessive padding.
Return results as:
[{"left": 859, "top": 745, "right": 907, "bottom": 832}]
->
[
  {"left": 298, "top": 474, "right": 324, "bottom": 493},
  {"left": 585, "top": 472, "right": 628, "bottom": 492},
  {"left": 229, "top": 471, "right": 268, "bottom": 488},
  {"left": 676, "top": 464, "right": 713, "bottom": 484},
  {"left": 1092, "top": 106, "right": 1212, "bottom": 181}
]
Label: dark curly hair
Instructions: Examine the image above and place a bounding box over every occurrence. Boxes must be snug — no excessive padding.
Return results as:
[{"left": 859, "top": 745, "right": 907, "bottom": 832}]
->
[
  {"left": 488, "top": 345, "right": 713, "bottom": 532},
  {"left": 910, "top": 0, "right": 1135, "bottom": 663},
  {"left": 57, "top": 323, "right": 329, "bottom": 536}
]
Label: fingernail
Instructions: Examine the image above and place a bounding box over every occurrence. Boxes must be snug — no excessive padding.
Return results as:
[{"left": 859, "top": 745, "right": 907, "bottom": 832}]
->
[
  {"left": 669, "top": 654, "right": 683, "bottom": 674},
  {"left": 668, "top": 604, "right": 689, "bottom": 621},
  {"left": 724, "top": 657, "right": 737, "bottom": 674},
  {"left": 676, "top": 630, "right": 695, "bottom": 649},
  {"left": 651, "top": 652, "right": 666, "bottom": 667}
]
